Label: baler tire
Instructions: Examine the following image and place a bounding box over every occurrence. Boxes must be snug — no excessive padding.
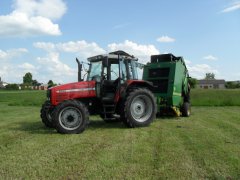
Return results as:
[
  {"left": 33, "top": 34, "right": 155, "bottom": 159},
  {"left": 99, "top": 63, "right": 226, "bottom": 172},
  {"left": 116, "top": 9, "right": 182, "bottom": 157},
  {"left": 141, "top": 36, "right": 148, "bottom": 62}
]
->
[
  {"left": 122, "top": 88, "right": 157, "bottom": 128},
  {"left": 184, "top": 93, "right": 190, "bottom": 103},
  {"left": 40, "top": 100, "right": 54, "bottom": 128},
  {"left": 182, "top": 102, "right": 191, "bottom": 117},
  {"left": 52, "top": 100, "right": 89, "bottom": 134}
]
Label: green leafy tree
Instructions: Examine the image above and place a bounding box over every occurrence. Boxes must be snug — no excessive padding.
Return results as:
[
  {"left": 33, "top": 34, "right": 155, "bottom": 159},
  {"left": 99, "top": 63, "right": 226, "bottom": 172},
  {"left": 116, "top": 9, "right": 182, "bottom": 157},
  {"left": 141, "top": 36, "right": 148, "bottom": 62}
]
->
[
  {"left": 32, "top": 79, "right": 41, "bottom": 86},
  {"left": 48, "top": 80, "right": 57, "bottom": 88},
  {"left": 5, "top": 84, "right": 19, "bottom": 90},
  {"left": 188, "top": 78, "right": 198, "bottom": 88},
  {"left": 225, "top": 81, "right": 240, "bottom": 89},
  {"left": 23, "top": 72, "right": 33, "bottom": 85},
  {"left": 205, "top": 73, "right": 215, "bottom": 80}
]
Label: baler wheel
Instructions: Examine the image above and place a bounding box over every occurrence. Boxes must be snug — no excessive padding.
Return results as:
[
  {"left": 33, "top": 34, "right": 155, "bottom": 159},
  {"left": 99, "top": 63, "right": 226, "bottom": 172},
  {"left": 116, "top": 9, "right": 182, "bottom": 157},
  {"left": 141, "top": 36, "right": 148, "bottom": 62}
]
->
[
  {"left": 122, "top": 88, "right": 157, "bottom": 128},
  {"left": 52, "top": 100, "right": 89, "bottom": 134},
  {"left": 182, "top": 102, "right": 191, "bottom": 117},
  {"left": 40, "top": 100, "right": 54, "bottom": 128}
]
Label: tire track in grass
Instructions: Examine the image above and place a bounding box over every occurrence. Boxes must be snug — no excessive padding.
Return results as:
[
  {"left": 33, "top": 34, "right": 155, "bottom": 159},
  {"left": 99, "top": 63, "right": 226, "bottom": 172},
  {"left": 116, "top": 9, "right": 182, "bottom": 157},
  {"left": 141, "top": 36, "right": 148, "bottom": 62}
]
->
[
  {"left": 175, "top": 107, "right": 240, "bottom": 179},
  {"left": 1, "top": 120, "right": 124, "bottom": 179},
  {"left": 152, "top": 118, "right": 209, "bottom": 179}
]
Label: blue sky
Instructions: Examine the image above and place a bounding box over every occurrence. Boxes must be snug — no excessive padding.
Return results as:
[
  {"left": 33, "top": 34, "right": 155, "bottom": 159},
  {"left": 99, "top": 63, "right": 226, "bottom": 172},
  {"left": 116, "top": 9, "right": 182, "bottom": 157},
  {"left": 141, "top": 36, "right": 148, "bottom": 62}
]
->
[{"left": 0, "top": 0, "right": 240, "bottom": 84}]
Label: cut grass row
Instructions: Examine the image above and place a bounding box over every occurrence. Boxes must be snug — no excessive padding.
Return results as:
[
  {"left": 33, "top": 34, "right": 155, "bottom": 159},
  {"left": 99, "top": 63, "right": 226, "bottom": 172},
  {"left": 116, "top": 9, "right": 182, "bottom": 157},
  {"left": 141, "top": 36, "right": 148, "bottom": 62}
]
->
[
  {"left": 0, "top": 89, "right": 240, "bottom": 107},
  {"left": 0, "top": 104, "right": 239, "bottom": 179}
]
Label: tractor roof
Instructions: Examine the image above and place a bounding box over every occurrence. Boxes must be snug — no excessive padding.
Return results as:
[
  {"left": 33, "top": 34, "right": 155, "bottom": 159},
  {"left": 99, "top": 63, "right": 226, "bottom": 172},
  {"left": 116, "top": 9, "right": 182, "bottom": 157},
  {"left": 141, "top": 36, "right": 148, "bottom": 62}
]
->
[{"left": 87, "top": 50, "right": 138, "bottom": 62}]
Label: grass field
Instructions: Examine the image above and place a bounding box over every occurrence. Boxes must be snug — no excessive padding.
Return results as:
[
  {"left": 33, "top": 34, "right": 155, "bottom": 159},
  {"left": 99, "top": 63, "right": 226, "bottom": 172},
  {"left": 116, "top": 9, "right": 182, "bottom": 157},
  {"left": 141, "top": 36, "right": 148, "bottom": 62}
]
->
[
  {"left": 191, "top": 89, "right": 240, "bottom": 106},
  {"left": 0, "top": 90, "right": 240, "bottom": 179}
]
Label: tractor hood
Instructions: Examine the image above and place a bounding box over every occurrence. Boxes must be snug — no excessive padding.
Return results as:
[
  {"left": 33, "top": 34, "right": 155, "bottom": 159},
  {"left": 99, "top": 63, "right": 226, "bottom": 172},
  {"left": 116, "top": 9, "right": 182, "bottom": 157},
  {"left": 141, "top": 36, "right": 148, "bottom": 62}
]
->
[{"left": 49, "top": 81, "right": 96, "bottom": 105}]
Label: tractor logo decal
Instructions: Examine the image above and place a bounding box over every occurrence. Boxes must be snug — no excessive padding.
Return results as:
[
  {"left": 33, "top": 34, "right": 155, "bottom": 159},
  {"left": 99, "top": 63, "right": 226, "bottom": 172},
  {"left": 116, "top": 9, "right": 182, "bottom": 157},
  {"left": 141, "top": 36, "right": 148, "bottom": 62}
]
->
[{"left": 56, "top": 88, "right": 95, "bottom": 93}]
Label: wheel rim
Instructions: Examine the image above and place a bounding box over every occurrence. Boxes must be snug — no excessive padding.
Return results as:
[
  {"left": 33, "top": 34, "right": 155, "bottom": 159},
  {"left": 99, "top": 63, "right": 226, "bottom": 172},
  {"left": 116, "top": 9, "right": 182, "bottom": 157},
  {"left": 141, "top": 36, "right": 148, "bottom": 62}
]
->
[
  {"left": 187, "top": 106, "right": 191, "bottom": 116},
  {"left": 59, "top": 107, "right": 83, "bottom": 130},
  {"left": 46, "top": 109, "right": 52, "bottom": 122},
  {"left": 130, "top": 95, "right": 153, "bottom": 122}
]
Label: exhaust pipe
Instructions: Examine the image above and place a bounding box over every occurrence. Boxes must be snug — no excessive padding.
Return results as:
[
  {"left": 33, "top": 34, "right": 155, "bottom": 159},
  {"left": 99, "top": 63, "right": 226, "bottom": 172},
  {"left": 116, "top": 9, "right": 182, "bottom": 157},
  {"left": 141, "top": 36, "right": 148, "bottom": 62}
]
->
[{"left": 76, "top": 58, "right": 82, "bottom": 82}]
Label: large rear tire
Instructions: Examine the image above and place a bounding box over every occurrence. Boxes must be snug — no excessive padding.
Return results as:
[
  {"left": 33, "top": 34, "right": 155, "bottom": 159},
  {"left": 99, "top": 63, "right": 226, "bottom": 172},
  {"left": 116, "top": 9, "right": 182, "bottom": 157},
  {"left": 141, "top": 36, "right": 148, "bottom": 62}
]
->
[
  {"left": 121, "top": 88, "right": 157, "bottom": 128},
  {"left": 52, "top": 100, "right": 89, "bottom": 134},
  {"left": 40, "top": 100, "right": 54, "bottom": 128}
]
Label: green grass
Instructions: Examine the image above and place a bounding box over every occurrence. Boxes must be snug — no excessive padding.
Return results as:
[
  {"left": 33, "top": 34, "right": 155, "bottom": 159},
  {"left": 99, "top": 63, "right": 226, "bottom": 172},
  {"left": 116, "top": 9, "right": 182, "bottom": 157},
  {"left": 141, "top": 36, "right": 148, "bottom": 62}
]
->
[
  {"left": 191, "top": 89, "right": 240, "bottom": 106},
  {"left": 0, "top": 90, "right": 240, "bottom": 179},
  {"left": 1, "top": 89, "right": 240, "bottom": 107},
  {"left": 0, "top": 90, "right": 45, "bottom": 106}
]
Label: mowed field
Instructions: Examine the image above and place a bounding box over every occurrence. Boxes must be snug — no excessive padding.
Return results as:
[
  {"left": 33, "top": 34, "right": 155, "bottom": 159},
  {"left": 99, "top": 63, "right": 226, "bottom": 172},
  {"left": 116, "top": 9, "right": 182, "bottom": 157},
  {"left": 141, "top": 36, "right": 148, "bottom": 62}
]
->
[{"left": 0, "top": 90, "right": 239, "bottom": 179}]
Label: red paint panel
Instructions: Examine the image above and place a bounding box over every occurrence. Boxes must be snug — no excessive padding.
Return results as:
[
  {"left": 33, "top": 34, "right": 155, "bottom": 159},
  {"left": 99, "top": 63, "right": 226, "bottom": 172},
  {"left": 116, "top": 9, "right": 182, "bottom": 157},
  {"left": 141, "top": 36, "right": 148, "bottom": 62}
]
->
[{"left": 50, "top": 81, "right": 96, "bottom": 105}]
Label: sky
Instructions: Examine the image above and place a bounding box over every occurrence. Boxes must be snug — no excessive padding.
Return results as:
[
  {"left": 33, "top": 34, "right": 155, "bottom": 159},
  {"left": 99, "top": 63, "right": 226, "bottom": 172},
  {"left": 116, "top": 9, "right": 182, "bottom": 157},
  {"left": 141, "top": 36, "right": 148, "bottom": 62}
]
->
[{"left": 0, "top": 0, "right": 240, "bottom": 84}]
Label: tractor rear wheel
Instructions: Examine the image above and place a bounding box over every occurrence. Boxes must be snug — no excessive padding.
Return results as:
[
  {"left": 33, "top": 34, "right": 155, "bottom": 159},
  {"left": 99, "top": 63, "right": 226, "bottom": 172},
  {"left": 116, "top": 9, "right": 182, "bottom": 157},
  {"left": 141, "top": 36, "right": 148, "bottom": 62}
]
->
[
  {"left": 40, "top": 100, "right": 54, "bottom": 128},
  {"left": 122, "top": 88, "right": 157, "bottom": 128},
  {"left": 52, "top": 100, "right": 89, "bottom": 134},
  {"left": 181, "top": 102, "right": 191, "bottom": 117}
]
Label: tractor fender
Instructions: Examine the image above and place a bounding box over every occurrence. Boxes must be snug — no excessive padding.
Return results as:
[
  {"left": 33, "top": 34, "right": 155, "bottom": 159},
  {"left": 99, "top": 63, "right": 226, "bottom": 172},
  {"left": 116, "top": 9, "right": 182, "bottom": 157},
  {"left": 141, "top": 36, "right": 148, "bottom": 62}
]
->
[{"left": 122, "top": 80, "right": 154, "bottom": 96}]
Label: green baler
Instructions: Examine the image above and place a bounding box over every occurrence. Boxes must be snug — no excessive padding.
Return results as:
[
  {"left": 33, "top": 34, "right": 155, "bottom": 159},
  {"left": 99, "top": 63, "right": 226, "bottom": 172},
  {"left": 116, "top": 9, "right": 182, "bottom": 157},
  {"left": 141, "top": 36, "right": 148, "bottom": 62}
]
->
[{"left": 143, "top": 54, "right": 190, "bottom": 116}]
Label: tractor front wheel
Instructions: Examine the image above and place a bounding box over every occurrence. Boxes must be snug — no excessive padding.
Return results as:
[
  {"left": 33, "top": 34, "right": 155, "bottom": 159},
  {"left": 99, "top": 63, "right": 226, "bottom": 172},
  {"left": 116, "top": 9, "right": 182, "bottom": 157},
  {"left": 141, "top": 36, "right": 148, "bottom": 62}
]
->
[
  {"left": 40, "top": 100, "right": 54, "bottom": 128},
  {"left": 52, "top": 100, "right": 89, "bottom": 134},
  {"left": 122, "top": 88, "right": 157, "bottom": 128}
]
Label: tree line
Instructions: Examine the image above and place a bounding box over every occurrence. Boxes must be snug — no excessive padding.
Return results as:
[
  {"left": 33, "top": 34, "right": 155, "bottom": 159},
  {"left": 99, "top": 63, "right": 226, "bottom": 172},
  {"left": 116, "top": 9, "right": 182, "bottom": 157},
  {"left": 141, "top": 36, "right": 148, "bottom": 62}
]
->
[{"left": 5, "top": 72, "right": 57, "bottom": 90}]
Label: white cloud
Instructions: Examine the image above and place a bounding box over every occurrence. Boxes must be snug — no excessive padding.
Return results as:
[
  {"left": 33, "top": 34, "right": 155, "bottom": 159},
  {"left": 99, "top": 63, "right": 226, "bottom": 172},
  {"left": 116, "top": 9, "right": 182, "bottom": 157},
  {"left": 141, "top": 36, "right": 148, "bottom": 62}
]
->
[
  {"left": 56, "top": 41, "right": 106, "bottom": 58},
  {"left": 0, "top": 0, "right": 67, "bottom": 37},
  {"left": 18, "top": 63, "right": 36, "bottom": 71},
  {"left": 203, "top": 55, "right": 218, "bottom": 61},
  {"left": 0, "top": 49, "right": 33, "bottom": 83},
  {"left": 34, "top": 40, "right": 106, "bottom": 59},
  {"left": 33, "top": 42, "right": 56, "bottom": 52},
  {"left": 187, "top": 63, "right": 219, "bottom": 79},
  {"left": 108, "top": 40, "right": 159, "bottom": 63},
  {"left": 0, "top": 48, "right": 28, "bottom": 60},
  {"left": 36, "top": 52, "right": 77, "bottom": 83},
  {"left": 13, "top": 0, "right": 67, "bottom": 20},
  {"left": 157, "top": 36, "right": 175, "bottom": 43},
  {"left": 222, "top": 1, "right": 240, "bottom": 13}
]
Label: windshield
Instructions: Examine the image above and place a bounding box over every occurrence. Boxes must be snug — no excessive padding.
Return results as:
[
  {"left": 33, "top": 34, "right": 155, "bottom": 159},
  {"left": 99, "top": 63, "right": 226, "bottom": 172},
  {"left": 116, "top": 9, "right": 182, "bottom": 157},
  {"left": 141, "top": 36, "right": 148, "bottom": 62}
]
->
[{"left": 87, "top": 61, "right": 102, "bottom": 80}]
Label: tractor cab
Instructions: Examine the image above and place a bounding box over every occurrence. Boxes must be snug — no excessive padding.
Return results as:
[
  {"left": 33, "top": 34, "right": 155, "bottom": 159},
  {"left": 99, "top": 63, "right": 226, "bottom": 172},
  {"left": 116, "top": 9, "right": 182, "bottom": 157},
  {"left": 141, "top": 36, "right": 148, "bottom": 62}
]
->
[{"left": 87, "top": 51, "right": 140, "bottom": 99}]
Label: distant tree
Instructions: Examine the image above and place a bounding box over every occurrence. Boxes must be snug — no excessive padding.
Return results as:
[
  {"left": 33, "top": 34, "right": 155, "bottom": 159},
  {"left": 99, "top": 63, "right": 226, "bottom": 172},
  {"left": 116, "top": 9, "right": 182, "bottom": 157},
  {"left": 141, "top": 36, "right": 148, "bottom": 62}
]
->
[
  {"left": 205, "top": 73, "right": 215, "bottom": 80},
  {"left": 23, "top": 72, "right": 33, "bottom": 85},
  {"left": 32, "top": 79, "right": 41, "bottom": 86},
  {"left": 188, "top": 78, "right": 198, "bottom": 88},
  {"left": 5, "top": 84, "right": 19, "bottom": 90},
  {"left": 225, "top": 81, "right": 240, "bottom": 89},
  {"left": 48, "top": 80, "right": 57, "bottom": 88}
]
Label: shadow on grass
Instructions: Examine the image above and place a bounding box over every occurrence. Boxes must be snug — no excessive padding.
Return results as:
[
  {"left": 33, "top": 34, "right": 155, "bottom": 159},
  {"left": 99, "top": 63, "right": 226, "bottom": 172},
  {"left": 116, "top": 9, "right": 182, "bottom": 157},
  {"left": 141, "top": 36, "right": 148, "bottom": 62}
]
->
[
  {"left": 10, "top": 121, "right": 56, "bottom": 135},
  {"left": 156, "top": 115, "right": 181, "bottom": 121},
  {"left": 12, "top": 118, "right": 126, "bottom": 134},
  {"left": 88, "top": 118, "right": 125, "bottom": 130},
  {"left": 13, "top": 115, "right": 183, "bottom": 134}
]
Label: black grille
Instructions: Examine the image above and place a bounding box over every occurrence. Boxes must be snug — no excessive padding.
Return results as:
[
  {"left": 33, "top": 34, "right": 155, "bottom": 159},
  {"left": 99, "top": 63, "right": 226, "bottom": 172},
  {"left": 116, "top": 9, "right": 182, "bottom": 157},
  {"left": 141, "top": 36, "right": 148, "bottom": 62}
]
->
[
  {"left": 150, "top": 79, "right": 168, "bottom": 93},
  {"left": 148, "top": 68, "right": 170, "bottom": 78}
]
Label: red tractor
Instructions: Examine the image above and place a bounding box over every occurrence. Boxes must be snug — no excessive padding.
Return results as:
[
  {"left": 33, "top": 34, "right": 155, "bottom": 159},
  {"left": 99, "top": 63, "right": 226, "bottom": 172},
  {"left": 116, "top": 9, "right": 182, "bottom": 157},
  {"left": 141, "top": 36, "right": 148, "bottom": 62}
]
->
[{"left": 41, "top": 51, "right": 157, "bottom": 134}]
